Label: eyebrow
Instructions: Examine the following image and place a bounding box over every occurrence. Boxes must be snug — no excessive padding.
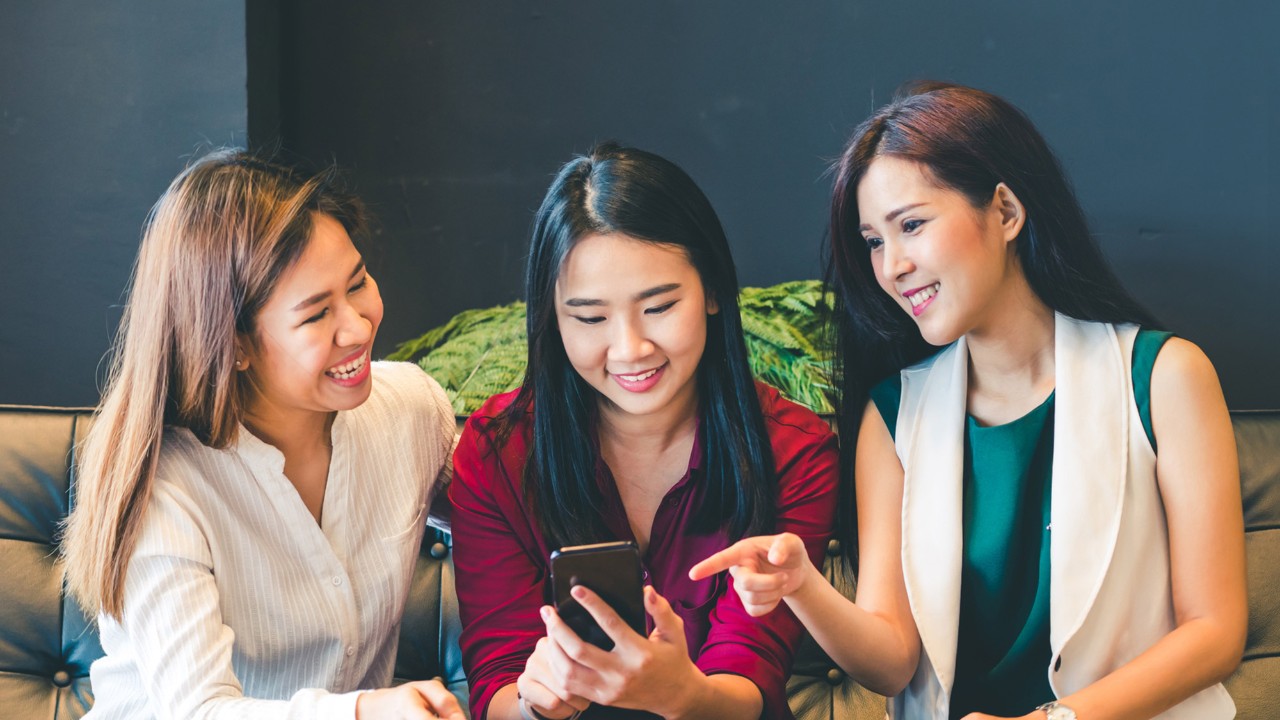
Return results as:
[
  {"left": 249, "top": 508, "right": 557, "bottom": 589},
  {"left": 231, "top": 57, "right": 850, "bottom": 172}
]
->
[
  {"left": 858, "top": 203, "right": 927, "bottom": 233},
  {"left": 563, "top": 282, "right": 682, "bottom": 308},
  {"left": 290, "top": 260, "right": 366, "bottom": 312}
]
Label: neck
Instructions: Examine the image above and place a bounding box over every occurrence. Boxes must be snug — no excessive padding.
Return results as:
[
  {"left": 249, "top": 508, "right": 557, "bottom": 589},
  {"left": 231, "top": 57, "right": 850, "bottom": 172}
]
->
[
  {"left": 242, "top": 401, "right": 334, "bottom": 457},
  {"left": 964, "top": 270, "right": 1056, "bottom": 405},
  {"left": 597, "top": 383, "right": 700, "bottom": 456}
]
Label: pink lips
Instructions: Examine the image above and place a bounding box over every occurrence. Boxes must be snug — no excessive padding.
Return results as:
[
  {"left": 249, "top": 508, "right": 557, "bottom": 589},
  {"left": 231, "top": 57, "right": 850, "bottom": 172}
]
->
[
  {"left": 611, "top": 363, "right": 666, "bottom": 393},
  {"left": 902, "top": 284, "right": 937, "bottom": 317}
]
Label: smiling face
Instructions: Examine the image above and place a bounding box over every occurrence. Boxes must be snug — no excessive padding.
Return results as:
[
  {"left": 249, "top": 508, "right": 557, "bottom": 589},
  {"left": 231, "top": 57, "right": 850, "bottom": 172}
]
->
[
  {"left": 856, "top": 155, "right": 1026, "bottom": 346},
  {"left": 239, "top": 212, "right": 384, "bottom": 427},
  {"left": 554, "top": 232, "right": 717, "bottom": 426}
]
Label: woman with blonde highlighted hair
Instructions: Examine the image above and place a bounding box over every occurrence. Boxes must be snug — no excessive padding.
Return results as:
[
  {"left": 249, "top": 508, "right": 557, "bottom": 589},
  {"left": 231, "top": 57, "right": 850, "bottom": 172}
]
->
[{"left": 63, "top": 150, "right": 464, "bottom": 719}]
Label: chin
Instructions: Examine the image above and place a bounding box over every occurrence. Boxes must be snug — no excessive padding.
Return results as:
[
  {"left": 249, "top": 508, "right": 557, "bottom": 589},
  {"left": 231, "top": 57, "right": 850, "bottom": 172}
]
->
[{"left": 913, "top": 316, "right": 963, "bottom": 348}]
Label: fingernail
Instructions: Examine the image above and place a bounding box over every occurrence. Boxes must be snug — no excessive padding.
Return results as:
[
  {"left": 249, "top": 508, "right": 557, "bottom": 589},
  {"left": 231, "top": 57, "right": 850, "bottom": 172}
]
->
[
  {"left": 571, "top": 585, "right": 585, "bottom": 599},
  {"left": 540, "top": 606, "right": 551, "bottom": 621}
]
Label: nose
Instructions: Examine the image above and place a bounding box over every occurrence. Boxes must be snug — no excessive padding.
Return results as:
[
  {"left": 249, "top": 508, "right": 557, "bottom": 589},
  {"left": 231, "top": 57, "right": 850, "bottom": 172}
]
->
[
  {"left": 608, "top": 316, "right": 654, "bottom": 364},
  {"left": 880, "top": 238, "right": 915, "bottom": 282},
  {"left": 334, "top": 300, "right": 374, "bottom": 349}
]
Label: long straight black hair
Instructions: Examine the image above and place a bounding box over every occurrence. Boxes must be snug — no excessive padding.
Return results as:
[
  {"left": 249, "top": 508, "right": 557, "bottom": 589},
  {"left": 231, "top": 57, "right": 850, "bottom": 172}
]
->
[
  {"left": 492, "top": 142, "right": 777, "bottom": 550},
  {"left": 826, "top": 82, "right": 1159, "bottom": 563}
]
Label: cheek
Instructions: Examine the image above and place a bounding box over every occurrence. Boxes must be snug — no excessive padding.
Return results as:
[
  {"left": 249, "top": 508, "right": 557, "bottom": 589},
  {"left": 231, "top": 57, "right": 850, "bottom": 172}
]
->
[
  {"left": 556, "top": 321, "right": 601, "bottom": 371},
  {"left": 672, "top": 312, "right": 709, "bottom": 363}
]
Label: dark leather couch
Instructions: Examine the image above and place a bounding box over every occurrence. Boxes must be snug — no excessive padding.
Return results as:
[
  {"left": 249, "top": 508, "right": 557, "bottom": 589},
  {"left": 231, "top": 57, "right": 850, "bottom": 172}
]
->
[{"left": 2, "top": 405, "right": 1275, "bottom": 719}]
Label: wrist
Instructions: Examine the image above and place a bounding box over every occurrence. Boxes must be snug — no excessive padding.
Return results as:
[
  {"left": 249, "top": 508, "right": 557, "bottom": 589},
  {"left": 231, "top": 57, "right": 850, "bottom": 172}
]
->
[
  {"left": 661, "top": 665, "right": 712, "bottom": 720},
  {"left": 1036, "top": 701, "right": 1078, "bottom": 720},
  {"left": 785, "top": 554, "right": 824, "bottom": 607},
  {"left": 517, "top": 692, "right": 580, "bottom": 720}
]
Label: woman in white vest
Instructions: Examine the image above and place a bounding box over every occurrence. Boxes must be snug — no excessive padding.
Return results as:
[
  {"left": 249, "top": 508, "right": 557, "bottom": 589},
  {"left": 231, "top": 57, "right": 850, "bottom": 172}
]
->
[{"left": 692, "top": 83, "right": 1245, "bottom": 719}]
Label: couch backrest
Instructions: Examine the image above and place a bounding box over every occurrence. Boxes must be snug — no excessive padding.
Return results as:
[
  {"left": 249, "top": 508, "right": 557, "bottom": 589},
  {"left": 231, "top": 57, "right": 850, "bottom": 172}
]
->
[
  {"left": 1, "top": 405, "right": 1276, "bottom": 719},
  {"left": 1226, "top": 411, "right": 1280, "bottom": 718}
]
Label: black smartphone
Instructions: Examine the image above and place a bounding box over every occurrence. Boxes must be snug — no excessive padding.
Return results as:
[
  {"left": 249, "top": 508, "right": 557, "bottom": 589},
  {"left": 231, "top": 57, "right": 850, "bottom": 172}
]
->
[{"left": 549, "top": 540, "right": 645, "bottom": 651}]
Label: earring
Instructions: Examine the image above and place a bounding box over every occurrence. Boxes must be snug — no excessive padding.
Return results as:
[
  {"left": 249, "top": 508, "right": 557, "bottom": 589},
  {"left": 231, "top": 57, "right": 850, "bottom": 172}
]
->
[{"left": 234, "top": 360, "right": 242, "bottom": 369}]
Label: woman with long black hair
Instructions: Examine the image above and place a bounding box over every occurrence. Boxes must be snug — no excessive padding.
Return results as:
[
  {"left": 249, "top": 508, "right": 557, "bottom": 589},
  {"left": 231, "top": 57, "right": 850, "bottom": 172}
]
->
[
  {"left": 450, "top": 143, "right": 838, "bottom": 719},
  {"left": 694, "top": 83, "right": 1245, "bottom": 719}
]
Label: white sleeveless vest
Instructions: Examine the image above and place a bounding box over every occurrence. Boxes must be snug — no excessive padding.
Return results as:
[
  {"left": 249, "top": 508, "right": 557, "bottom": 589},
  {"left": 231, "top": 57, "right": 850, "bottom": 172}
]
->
[{"left": 888, "top": 315, "right": 1234, "bottom": 719}]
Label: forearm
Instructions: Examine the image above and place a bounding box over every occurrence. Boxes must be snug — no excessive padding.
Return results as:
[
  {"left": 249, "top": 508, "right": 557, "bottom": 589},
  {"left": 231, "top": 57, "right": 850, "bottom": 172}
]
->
[
  {"left": 784, "top": 561, "right": 917, "bottom": 695},
  {"left": 1054, "top": 616, "right": 1242, "bottom": 720},
  {"left": 667, "top": 672, "right": 762, "bottom": 720},
  {"left": 487, "top": 684, "right": 524, "bottom": 720}
]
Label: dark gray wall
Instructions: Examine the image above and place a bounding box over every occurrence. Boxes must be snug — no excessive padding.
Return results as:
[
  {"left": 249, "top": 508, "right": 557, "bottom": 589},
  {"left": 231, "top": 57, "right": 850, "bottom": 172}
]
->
[
  {"left": 270, "top": 1, "right": 1279, "bottom": 410},
  {"left": 0, "top": 2, "right": 247, "bottom": 406},
  {"left": 5, "top": 2, "right": 1275, "bottom": 410}
]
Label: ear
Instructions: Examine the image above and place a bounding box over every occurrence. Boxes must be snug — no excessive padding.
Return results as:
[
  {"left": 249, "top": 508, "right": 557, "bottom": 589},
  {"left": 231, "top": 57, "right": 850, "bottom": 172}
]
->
[
  {"left": 705, "top": 291, "right": 719, "bottom": 315},
  {"left": 233, "top": 338, "right": 251, "bottom": 372},
  {"left": 991, "top": 182, "right": 1026, "bottom": 244}
]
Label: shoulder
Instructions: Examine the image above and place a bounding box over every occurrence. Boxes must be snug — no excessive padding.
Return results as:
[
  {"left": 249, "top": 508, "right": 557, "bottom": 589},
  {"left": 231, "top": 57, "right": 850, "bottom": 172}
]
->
[
  {"left": 868, "top": 373, "right": 903, "bottom": 437},
  {"left": 154, "top": 427, "right": 234, "bottom": 492},
  {"left": 352, "top": 362, "right": 455, "bottom": 444},
  {"left": 368, "top": 361, "right": 452, "bottom": 418},
  {"left": 754, "top": 381, "right": 838, "bottom": 474},
  {"left": 1149, "top": 336, "right": 1222, "bottom": 400},
  {"left": 461, "top": 387, "right": 524, "bottom": 437},
  {"left": 454, "top": 387, "right": 527, "bottom": 473},
  {"left": 141, "top": 430, "right": 216, "bottom": 561},
  {"left": 755, "top": 381, "right": 833, "bottom": 438}
]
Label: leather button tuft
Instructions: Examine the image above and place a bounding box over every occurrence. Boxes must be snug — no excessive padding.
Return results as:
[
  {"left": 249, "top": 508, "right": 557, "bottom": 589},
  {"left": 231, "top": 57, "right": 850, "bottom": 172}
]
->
[
  {"left": 52, "top": 670, "right": 71, "bottom": 687},
  {"left": 826, "top": 539, "right": 841, "bottom": 557},
  {"left": 825, "top": 667, "right": 843, "bottom": 685},
  {"left": 429, "top": 542, "right": 449, "bottom": 559}
]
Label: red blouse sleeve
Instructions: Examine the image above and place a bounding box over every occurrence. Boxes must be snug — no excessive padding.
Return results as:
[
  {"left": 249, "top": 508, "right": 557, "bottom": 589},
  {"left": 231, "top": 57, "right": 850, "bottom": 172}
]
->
[
  {"left": 694, "top": 390, "right": 839, "bottom": 718},
  {"left": 449, "top": 394, "right": 549, "bottom": 719}
]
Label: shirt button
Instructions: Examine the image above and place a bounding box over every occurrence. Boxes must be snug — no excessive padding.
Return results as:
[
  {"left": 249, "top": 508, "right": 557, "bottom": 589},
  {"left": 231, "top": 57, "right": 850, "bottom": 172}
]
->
[
  {"left": 332, "top": 576, "right": 343, "bottom": 586},
  {"left": 346, "top": 646, "right": 355, "bottom": 657}
]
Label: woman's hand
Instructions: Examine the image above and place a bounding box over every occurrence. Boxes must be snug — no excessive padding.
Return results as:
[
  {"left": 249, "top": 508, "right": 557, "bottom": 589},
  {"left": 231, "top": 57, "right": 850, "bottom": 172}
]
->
[
  {"left": 355, "top": 679, "right": 466, "bottom": 720},
  {"left": 515, "top": 629, "right": 594, "bottom": 719},
  {"left": 687, "top": 532, "right": 815, "bottom": 616},
  {"left": 539, "top": 584, "right": 706, "bottom": 716}
]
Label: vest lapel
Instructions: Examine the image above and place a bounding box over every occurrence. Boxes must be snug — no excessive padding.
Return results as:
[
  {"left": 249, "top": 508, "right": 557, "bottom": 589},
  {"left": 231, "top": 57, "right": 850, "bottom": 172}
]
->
[
  {"left": 1048, "top": 315, "right": 1129, "bottom": 652},
  {"left": 898, "top": 338, "right": 967, "bottom": 696}
]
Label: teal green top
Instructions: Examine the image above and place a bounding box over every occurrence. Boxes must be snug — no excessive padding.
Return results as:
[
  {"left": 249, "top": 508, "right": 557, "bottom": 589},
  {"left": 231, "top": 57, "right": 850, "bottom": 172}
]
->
[{"left": 870, "top": 329, "right": 1171, "bottom": 718}]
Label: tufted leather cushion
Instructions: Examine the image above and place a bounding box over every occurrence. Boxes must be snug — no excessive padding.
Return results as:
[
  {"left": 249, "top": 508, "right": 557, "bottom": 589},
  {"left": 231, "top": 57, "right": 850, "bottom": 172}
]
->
[
  {"left": 1225, "top": 411, "right": 1280, "bottom": 718},
  {"left": 0, "top": 407, "right": 100, "bottom": 719},
  {"left": 1, "top": 406, "right": 1277, "bottom": 719},
  {"left": 786, "top": 539, "right": 886, "bottom": 720},
  {"left": 394, "top": 528, "right": 468, "bottom": 710}
]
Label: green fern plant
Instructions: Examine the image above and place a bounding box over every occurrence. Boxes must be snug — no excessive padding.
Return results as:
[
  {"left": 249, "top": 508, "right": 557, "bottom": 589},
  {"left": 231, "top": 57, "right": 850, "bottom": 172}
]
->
[{"left": 387, "top": 280, "right": 835, "bottom": 415}]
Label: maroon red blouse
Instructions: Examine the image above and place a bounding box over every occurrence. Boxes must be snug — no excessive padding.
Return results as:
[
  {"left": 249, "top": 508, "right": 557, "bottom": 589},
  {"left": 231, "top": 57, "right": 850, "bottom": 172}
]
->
[{"left": 450, "top": 383, "right": 838, "bottom": 719}]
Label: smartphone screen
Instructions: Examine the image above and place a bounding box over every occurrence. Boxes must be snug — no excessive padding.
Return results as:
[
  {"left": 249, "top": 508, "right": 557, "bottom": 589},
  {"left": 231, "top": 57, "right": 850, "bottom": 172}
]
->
[{"left": 549, "top": 540, "right": 645, "bottom": 650}]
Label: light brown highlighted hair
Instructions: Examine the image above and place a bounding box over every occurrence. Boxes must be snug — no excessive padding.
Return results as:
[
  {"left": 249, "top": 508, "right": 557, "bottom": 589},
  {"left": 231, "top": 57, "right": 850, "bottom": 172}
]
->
[{"left": 62, "top": 149, "right": 364, "bottom": 620}]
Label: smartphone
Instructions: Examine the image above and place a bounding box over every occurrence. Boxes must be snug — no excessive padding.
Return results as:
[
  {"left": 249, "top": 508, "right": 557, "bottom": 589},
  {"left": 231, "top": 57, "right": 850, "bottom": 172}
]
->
[{"left": 549, "top": 540, "right": 645, "bottom": 651}]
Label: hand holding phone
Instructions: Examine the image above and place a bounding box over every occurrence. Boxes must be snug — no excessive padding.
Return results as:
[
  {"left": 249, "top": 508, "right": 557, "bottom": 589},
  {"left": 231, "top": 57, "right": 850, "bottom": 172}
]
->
[{"left": 549, "top": 540, "right": 645, "bottom": 650}]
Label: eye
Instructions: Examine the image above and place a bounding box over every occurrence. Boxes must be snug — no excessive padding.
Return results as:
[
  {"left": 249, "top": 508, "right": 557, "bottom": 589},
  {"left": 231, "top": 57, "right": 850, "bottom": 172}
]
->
[
  {"left": 349, "top": 277, "right": 368, "bottom": 293},
  {"left": 902, "top": 218, "right": 925, "bottom": 233},
  {"left": 863, "top": 235, "right": 883, "bottom": 251},
  {"left": 573, "top": 315, "right": 605, "bottom": 325},
  {"left": 302, "top": 308, "right": 329, "bottom": 325},
  {"left": 645, "top": 301, "right": 677, "bottom": 315}
]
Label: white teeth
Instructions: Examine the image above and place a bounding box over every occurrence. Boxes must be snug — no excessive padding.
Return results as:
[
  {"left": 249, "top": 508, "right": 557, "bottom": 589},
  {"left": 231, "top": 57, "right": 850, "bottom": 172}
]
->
[
  {"left": 326, "top": 353, "right": 367, "bottom": 379},
  {"left": 907, "top": 283, "right": 939, "bottom": 307},
  {"left": 618, "top": 367, "right": 658, "bottom": 382}
]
